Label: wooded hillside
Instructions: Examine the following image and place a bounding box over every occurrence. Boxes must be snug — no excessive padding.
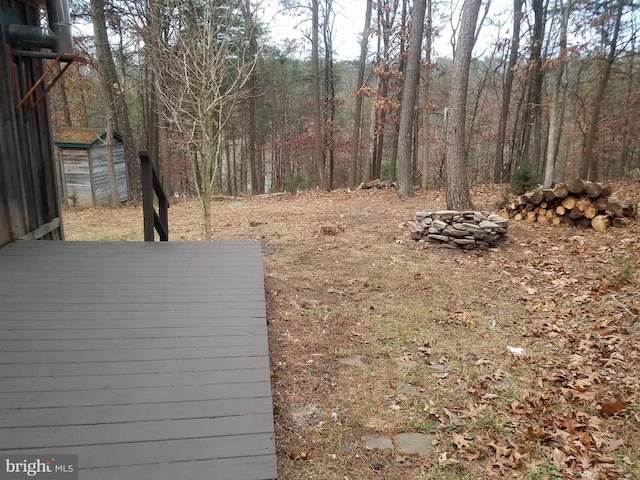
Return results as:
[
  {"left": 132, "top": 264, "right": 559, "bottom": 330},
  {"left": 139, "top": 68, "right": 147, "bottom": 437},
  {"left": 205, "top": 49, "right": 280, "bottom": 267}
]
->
[{"left": 51, "top": 0, "right": 640, "bottom": 198}]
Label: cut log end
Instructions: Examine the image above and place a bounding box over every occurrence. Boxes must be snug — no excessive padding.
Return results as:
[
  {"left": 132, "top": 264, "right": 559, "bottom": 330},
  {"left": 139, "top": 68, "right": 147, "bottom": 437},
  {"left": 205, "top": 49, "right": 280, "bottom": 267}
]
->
[
  {"left": 508, "top": 181, "right": 631, "bottom": 232},
  {"left": 591, "top": 215, "right": 611, "bottom": 233}
]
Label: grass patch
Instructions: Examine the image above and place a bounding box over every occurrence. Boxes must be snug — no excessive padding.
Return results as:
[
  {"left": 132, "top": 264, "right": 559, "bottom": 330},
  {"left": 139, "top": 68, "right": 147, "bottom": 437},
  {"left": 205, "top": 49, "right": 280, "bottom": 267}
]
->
[
  {"left": 406, "top": 417, "right": 437, "bottom": 433},
  {"left": 522, "top": 463, "right": 562, "bottom": 480}
]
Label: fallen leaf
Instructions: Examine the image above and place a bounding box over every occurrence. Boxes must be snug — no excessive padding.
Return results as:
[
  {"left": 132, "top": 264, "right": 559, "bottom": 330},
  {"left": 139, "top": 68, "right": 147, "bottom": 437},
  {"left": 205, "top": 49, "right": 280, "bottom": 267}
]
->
[
  {"left": 573, "top": 378, "right": 592, "bottom": 392},
  {"left": 573, "top": 390, "right": 597, "bottom": 402},
  {"left": 602, "top": 438, "right": 626, "bottom": 453},
  {"left": 527, "top": 425, "right": 550, "bottom": 441},
  {"left": 458, "top": 449, "right": 482, "bottom": 461},
  {"left": 600, "top": 399, "right": 629, "bottom": 416},
  {"left": 452, "top": 433, "right": 470, "bottom": 450},
  {"left": 437, "top": 451, "right": 458, "bottom": 465},
  {"left": 488, "top": 441, "right": 512, "bottom": 457},
  {"left": 577, "top": 451, "right": 593, "bottom": 470},
  {"left": 552, "top": 447, "right": 567, "bottom": 470},
  {"left": 442, "top": 407, "right": 458, "bottom": 425}
]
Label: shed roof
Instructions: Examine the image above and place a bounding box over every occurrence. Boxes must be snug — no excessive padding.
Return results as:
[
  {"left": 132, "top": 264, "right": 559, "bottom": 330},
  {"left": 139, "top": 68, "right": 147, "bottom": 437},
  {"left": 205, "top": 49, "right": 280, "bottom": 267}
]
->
[{"left": 54, "top": 127, "right": 123, "bottom": 149}]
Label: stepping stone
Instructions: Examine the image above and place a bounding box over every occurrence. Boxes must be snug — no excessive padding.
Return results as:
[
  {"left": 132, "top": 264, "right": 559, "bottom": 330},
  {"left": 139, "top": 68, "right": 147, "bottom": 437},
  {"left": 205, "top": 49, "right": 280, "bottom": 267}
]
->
[
  {"left": 364, "top": 436, "right": 394, "bottom": 451},
  {"left": 395, "top": 433, "right": 435, "bottom": 456},
  {"left": 392, "top": 380, "right": 421, "bottom": 397},
  {"left": 339, "top": 355, "right": 365, "bottom": 367}
]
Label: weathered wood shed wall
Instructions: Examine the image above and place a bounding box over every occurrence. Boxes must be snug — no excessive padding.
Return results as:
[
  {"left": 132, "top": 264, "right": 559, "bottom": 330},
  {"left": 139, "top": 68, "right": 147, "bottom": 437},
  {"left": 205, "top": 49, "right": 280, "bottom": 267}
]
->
[
  {"left": 55, "top": 128, "right": 129, "bottom": 207},
  {"left": 0, "top": 1, "right": 63, "bottom": 246}
]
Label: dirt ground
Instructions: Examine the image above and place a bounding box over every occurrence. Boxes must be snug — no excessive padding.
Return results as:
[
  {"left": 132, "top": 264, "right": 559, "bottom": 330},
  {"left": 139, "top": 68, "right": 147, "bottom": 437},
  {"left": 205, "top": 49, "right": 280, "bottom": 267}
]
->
[{"left": 63, "top": 182, "right": 640, "bottom": 480}]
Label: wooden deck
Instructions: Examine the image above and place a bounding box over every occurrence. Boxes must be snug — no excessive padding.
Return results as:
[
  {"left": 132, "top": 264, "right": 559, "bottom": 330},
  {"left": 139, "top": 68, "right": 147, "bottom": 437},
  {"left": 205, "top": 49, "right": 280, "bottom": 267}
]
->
[{"left": 0, "top": 241, "right": 277, "bottom": 480}]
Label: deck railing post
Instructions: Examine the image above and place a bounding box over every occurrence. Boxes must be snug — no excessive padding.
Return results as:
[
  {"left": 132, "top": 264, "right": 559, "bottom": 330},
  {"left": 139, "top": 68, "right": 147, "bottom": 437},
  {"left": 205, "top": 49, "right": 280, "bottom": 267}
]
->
[{"left": 139, "top": 151, "right": 169, "bottom": 241}]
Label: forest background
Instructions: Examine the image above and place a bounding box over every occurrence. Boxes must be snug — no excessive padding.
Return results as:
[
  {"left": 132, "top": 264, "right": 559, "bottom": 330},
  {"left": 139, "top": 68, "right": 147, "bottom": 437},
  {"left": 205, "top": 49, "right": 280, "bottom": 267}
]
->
[{"left": 53, "top": 0, "right": 640, "bottom": 219}]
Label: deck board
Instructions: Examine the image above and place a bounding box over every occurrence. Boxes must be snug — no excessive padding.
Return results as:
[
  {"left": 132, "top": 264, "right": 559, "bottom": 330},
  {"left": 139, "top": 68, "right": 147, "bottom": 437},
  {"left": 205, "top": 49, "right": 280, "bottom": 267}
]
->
[{"left": 0, "top": 241, "right": 277, "bottom": 479}]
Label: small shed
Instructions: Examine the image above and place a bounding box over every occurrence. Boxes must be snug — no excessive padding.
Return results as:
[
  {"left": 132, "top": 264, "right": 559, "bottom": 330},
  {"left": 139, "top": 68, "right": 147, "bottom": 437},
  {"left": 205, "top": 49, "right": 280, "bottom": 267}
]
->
[{"left": 54, "top": 127, "right": 129, "bottom": 207}]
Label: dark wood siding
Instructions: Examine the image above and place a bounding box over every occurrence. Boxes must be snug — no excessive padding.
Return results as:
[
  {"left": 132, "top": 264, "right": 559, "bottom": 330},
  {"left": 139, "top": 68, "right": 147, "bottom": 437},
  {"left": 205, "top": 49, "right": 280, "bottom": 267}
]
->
[{"left": 0, "top": 2, "right": 63, "bottom": 245}]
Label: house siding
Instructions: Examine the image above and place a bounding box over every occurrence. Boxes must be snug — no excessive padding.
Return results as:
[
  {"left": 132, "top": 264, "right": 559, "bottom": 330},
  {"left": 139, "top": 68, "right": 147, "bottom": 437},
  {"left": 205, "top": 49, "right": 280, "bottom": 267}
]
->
[{"left": 0, "top": 2, "right": 63, "bottom": 245}]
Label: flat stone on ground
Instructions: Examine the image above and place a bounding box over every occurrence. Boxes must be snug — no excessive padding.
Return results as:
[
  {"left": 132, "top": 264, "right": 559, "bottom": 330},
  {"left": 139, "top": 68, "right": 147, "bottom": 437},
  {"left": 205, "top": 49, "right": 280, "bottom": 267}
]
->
[
  {"left": 339, "top": 355, "right": 365, "bottom": 367},
  {"left": 394, "top": 433, "right": 435, "bottom": 456},
  {"left": 392, "top": 380, "right": 422, "bottom": 397},
  {"left": 364, "top": 436, "right": 394, "bottom": 451},
  {"left": 429, "top": 363, "right": 446, "bottom": 372}
]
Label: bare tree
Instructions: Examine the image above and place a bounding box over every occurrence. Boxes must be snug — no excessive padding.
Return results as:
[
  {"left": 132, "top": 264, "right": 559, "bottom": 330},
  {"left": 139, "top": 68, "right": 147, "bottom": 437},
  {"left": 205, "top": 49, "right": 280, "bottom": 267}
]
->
[
  {"left": 518, "top": 0, "right": 545, "bottom": 180},
  {"left": 91, "top": 0, "right": 120, "bottom": 207},
  {"left": 146, "top": 0, "right": 172, "bottom": 195},
  {"left": 89, "top": 0, "right": 138, "bottom": 198},
  {"left": 348, "top": 0, "right": 373, "bottom": 189},
  {"left": 367, "top": 0, "right": 400, "bottom": 181},
  {"left": 240, "top": 0, "right": 262, "bottom": 193},
  {"left": 444, "top": 0, "right": 483, "bottom": 210},
  {"left": 543, "top": 0, "right": 571, "bottom": 187},
  {"left": 153, "top": 0, "right": 256, "bottom": 240},
  {"left": 322, "top": 0, "right": 336, "bottom": 188},
  {"left": 421, "top": 0, "right": 433, "bottom": 189},
  {"left": 494, "top": 0, "right": 522, "bottom": 182},
  {"left": 580, "top": 0, "right": 625, "bottom": 180},
  {"left": 397, "top": 0, "right": 427, "bottom": 196},
  {"left": 311, "top": 0, "right": 327, "bottom": 189}
]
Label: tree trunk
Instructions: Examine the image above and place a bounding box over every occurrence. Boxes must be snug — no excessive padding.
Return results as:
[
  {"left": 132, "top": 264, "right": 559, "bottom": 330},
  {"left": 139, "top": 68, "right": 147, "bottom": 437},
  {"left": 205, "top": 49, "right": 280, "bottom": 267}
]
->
[
  {"left": 323, "top": 0, "right": 335, "bottom": 189},
  {"left": 90, "top": 0, "right": 138, "bottom": 199},
  {"left": 580, "top": 0, "right": 625, "bottom": 180},
  {"left": 311, "top": 0, "right": 326, "bottom": 189},
  {"left": 148, "top": 0, "right": 172, "bottom": 196},
  {"left": 619, "top": 38, "right": 636, "bottom": 177},
  {"left": 91, "top": 0, "right": 120, "bottom": 207},
  {"left": 494, "top": 0, "right": 522, "bottom": 182},
  {"left": 374, "top": 76, "right": 388, "bottom": 179},
  {"left": 390, "top": 0, "right": 409, "bottom": 182},
  {"left": 349, "top": 0, "right": 373, "bottom": 189},
  {"left": 518, "top": 0, "right": 545, "bottom": 180},
  {"left": 57, "top": 64, "right": 72, "bottom": 127},
  {"left": 104, "top": 116, "right": 120, "bottom": 207},
  {"left": 543, "top": 0, "right": 571, "bottom": 187},
  {"left": 397, "top": 0, "right": 427, "bottom": 197},
  {"left": 421, "top": 0, "right": 433, "bottom": 189},
  {"left": 444, "top": 0, "right": 482, "bottom": 210},
  {"left": 241, "top": 0, "right": 261, "bottom": 194},
  {"left": 369, "top": 0, "right": 396, "bottom": 181},
  {"left": 365, "top": 97, "right": 377, "bottom": 183}
]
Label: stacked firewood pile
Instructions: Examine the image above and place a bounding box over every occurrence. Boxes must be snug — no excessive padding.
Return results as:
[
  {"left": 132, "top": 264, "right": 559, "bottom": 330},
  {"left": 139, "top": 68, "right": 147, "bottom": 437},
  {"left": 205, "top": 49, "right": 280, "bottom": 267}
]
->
[
  {"left": 410, "top": 210, "right": 508, "bottom": 249},
  {"left": 506, "top": 179, "right": 637, "bottom": 232}
]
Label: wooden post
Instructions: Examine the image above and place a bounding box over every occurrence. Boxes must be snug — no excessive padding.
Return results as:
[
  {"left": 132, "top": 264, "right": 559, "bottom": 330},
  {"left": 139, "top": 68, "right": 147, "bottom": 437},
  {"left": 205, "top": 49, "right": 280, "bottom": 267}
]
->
[
  {"left": 140, "top": 151, "right": 155, "bottom": 241},
  {"left": 139, "top": 150, "right": 169, "bottom": 241}
]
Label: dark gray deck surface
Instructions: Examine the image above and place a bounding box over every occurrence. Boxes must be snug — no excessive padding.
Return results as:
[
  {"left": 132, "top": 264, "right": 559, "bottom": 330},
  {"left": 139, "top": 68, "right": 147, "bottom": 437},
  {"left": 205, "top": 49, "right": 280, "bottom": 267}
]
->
[{"left": 0, "top": 241, "right": 277, "bottom": 480}]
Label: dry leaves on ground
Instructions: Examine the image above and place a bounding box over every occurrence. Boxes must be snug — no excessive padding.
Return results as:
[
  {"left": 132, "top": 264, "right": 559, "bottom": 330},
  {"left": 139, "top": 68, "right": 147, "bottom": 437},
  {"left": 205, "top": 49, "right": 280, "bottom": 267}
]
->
[{"left": 63, "top": 181, "right": 640, "bottom": 479}]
